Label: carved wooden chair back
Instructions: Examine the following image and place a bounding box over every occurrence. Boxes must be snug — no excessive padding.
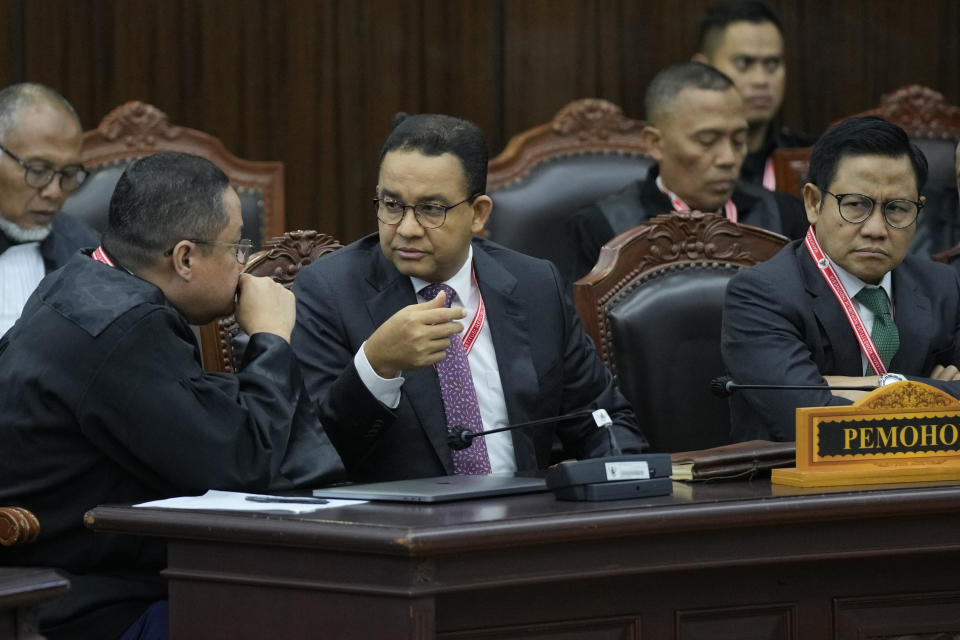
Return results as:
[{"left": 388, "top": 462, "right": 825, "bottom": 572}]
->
[
  {"left": 486, "top": 98, "right": 652, "bottom": 274},
  {"left": 200, "top": 230, "right": 343, "bottom": 373},
  {"left": 0, "top": 506, "right": 40, "bottom": 546},
  {"left": 61, "top": 101, "right": 285, "bottom": 250},
  {"left": 574, "top": 212, "right": 787, "bottom": 452}
]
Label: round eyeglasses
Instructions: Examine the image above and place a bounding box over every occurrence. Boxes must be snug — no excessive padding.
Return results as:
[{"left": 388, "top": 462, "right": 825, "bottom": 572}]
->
[
  {"left": 163, "top": 239, "right": 254, "bottom": 265},
  {"left": 821, "top": 189, "right": 922, "bottom": 229},
  {"left": 373, "top": 195, "right": 477, "bottom": 229},
  {"left": 0, "top": 142, "right": 88, "bottom": 192}
]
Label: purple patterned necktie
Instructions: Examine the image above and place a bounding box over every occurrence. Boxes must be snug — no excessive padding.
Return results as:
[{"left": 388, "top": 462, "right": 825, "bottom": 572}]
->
[{"left": 419, "top": 283, "right": 492, "bottom": 475}]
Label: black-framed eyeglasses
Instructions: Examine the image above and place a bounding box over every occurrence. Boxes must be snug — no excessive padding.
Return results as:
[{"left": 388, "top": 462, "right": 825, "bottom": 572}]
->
[
  {"left": 162, "top": 238, "right": 254, "bottom": 265},
  {"left": 0, "top": 142, "right": 88, "bottom": 192},
  {"left": 373, "top": 194, "right": 478, "bottom": 229},
  {"left": 821, "top": 189, "right": 923, "bottom": 229}
]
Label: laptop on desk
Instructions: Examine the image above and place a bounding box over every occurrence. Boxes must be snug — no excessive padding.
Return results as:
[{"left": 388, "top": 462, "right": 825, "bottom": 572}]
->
[{"left": 311, "top": 474, "right": 548, "bottom": 503}]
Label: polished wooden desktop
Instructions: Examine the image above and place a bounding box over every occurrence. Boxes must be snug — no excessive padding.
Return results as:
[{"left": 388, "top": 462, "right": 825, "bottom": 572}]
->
[{"left": 85, "top": 479, "right": 960, "bottom": 639}]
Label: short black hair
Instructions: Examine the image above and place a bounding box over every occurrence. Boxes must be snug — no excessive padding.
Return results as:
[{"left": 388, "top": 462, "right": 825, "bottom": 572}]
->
[
  {"left": 102, "top": 152, "right": 231, "bottom": 270},
  {"left": 644, "top": 62, "right": 736, "bottom": 124},
  {"left": 698, "top": 1, "right": 784, "bottom": 56},
  {"left": 0, "top": 82, "right": 81, "bottom": 141},
  {"left": 378, "top": 113, "right": 488, "bottom": 199},
  {"left": 806, "top": 116, "right": 928, "bottom": 194}
]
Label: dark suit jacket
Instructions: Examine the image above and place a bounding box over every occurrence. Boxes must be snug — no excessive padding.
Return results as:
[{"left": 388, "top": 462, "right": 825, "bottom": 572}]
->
[
  {"left": 722, "top": 239, "right": 960, "bottom": 441},
  {"left": 566, "top": 165, "right": 808, "bottom": 282},
  {"left": 291, "top": 234, "right": 646, "bottom": 481}
]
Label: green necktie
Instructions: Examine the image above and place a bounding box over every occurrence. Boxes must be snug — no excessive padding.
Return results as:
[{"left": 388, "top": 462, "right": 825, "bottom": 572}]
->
[{"left": 854, "top": 287, "right": 899, "bottom": 375}]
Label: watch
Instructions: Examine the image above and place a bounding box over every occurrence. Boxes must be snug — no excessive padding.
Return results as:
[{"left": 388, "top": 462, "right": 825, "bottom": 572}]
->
[{"left": 878, "top": 373, "right": 907, "bottom": 386}]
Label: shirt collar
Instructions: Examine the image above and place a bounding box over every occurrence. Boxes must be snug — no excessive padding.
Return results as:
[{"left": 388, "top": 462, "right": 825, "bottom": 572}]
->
[
  {"left": 825, "top": 253, "right": 893, "bottom": 304},
  {"left": 410, "top": 245, "right": 475, "bottom": 306}
]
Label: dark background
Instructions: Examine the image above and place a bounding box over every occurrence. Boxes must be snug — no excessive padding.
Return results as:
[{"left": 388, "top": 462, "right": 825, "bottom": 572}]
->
[{"left": 2, "top": 0, "right": 956, "bottom": 243}]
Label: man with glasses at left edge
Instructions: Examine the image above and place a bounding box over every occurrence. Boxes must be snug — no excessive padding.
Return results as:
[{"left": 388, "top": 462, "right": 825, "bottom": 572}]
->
[
  {"left": 0, "top": 83, "right": 98, "bottom": 335},
  {"left": 291, "top": 112, "right": 646, "bottom": 483},
  {"left": 722, "top": 116, "right": 960, "bottom": 443},
  {"left": 0, "top": 152, "right": 344, "bottom": 640}
]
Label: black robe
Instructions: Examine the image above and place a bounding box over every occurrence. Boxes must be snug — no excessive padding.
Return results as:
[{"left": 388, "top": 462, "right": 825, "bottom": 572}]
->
[{"left": 0, "top": 251, "right": 344, "bottom": 640}]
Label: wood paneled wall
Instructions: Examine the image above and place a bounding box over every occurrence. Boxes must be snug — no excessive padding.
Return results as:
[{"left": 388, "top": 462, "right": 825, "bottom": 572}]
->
[{"left": 1, "top": 0, "right": 956, "bottom": 243}]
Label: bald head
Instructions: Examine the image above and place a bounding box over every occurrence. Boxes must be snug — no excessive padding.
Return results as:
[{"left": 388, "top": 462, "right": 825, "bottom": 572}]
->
[{"left": 644, "top": 62, "right": 737, "bottom": 127}]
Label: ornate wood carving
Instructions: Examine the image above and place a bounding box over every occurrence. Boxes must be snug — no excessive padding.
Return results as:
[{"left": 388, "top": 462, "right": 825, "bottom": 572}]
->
[
  {"left": 858, "top": 381, "right": 960, "bottom": 412},
  {"left": 96, "top": 101, "right": 181, "bottom": 148},
  {"left": 550, "top": 98, "right": 640, "bottom": 142},
  {"left": 202, "top": 230, "right": 344, "bottom": 373},
  {"left": 244, "top": 230, "right": 344, "bottom": 286},
  {"left": 843, "top": 84, "right": 960, "bottom": 139},
  {"left": 488, "top": 98, "right": 648, "bottom": 189},
  {"left": 0, "top": 507, "right": 40, "bottom": 546}
]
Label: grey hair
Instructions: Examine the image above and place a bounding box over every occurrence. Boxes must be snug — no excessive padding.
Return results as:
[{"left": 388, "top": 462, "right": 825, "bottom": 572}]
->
[{"left": 0, "top": 83, "right": 80, "bottom": 142}]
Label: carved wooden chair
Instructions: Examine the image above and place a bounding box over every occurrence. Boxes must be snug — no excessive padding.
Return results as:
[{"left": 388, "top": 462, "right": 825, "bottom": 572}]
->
[
  {"left": 200, "top": 230, "right": 343, "bottom": 372},
  {"left": 0, "top": 506, "right": 40, "bottom": 546},
  {"left": 486, "top": 98, "right": 652, "bottom": 274},
  {"left": 61, "top": 101, "right": 285, "bottom": 250},
  {"left": 573, "top": 212, "right": 787, "bottom": 452},
  {"left": 773, "top": 85, "right": 960, "bottom": 255}
]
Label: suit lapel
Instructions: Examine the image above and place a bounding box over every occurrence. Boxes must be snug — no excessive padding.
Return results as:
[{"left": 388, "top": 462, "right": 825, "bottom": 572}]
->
[
  {"left": 890, "top": 263, "right": 932, "bottom": 373},
  {"left": 364, "top": 249, "right": 452, "bottom": 472},
  {"left": 797, "top": 243, "right": 864, "bottom": 375},
  {"left": 472, "top": 243, "right": 540, "bottom": 467}
]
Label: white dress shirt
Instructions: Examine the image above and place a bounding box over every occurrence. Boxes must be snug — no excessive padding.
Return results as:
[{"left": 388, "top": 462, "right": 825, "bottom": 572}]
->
[
  {"left": 354, "top": 246, "right": 517, "bottom": 472},
  {"left": 0, "top": 242, "right": 44, "bottom": 336}
]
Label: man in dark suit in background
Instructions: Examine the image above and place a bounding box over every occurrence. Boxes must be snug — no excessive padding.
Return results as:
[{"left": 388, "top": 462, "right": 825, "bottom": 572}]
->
[
  {"left": 722, "top": 117, "right": 960, "bottom": 442},
  {"left": 693, "top": 0, "right": 812, "bottom": 189},
  {"left": 0, "top": 82, "right": 97, "bottom": 335},
  {"left": 567, "top": 62, "right": 807, "bottom": 281},
  {"left": 292, "top": 113, "right": 646, "bottom": 482}
]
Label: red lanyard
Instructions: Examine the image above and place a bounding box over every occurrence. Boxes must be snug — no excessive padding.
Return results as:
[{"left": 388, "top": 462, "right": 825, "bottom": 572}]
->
[
  {"left": 462, "top": 269, "right": 485, "bottom": 355},
  {"left": 91, "top": 245, "right": 115, "bottom": 267},
  {"left": 762, "top": 157, "right": 776, "bottom": 191},
  {"left": 803, "top": 226, "right": 888, "bottom": 375},
  {"left": 656, "top": 176, "right": 738, "bottom": 223}
]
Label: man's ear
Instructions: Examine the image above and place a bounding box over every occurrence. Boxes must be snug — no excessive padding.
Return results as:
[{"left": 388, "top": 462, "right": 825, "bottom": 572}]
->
[
  {"left": 802, "top": 183, "right": 823, "bottom": 227},
  {"left": 641, "top": 125, "right": 664, "bottom": 163},
  {"left": 470, "top": 195, "right": 493, "bottom": 235},
  {"left": 169, "top": 241, "right": 196, "bottom": 281}
]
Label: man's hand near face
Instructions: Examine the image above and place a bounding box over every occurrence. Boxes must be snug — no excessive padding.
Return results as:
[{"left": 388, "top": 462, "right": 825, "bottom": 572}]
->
[
  {"left": 364, "top": 290, "right": 466, "bottom": 379},
  {"left": 235, "top": 273, "right": 297, "bottom": 342}
]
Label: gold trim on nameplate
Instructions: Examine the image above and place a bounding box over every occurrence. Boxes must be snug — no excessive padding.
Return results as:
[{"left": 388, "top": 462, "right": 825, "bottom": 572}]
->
[{"left": 772, "top": 381, "right": 960, "bottom": 487}]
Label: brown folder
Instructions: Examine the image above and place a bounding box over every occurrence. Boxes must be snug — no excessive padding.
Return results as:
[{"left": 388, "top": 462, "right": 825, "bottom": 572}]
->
[{"left": 670, "top": 440, "right": 796, "bottom": 481}]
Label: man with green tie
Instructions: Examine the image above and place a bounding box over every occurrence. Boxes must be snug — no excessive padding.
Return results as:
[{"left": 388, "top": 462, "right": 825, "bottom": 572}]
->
[{"left": 722, "top": 116, "right": 960, "bottom": 442}]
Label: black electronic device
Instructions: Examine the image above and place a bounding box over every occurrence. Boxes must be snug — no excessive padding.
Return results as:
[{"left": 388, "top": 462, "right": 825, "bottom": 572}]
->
[{"left": 545, "top": 454, "right": 674, "bottom": 502}]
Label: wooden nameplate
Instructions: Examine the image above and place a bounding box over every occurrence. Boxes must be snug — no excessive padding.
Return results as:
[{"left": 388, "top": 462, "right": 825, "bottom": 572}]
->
[{"left": 771, "top": 381, "right": 960, "bottom": 487}]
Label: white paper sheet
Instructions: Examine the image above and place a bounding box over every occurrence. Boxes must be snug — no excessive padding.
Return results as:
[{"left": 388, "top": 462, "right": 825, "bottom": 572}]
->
[{"left": 134, "top": 489, "right": 366, "bottom": 513}]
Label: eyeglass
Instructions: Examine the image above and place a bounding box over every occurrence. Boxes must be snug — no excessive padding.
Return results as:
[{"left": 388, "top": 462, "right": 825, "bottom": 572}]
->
[
  {"left": 821, "top": 189, "right": 923, "bottom": 229},
  {"left": 163, "top": 238, "right": 254, "bottom": 265},
  {"left": 373, "top": 194, "right": 477, "bottom": 229},
  {"left": 0, "top": 142, "right": 88, "bottom": 192}
]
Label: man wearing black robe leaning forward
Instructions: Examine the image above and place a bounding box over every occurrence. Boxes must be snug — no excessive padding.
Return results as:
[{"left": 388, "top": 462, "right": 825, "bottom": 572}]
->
[
  {"left": 0, "top": 152, "right": 344, "bottom": 640},
  {"left": 722, "top": 117, "right": 960, "bottom": 442}
]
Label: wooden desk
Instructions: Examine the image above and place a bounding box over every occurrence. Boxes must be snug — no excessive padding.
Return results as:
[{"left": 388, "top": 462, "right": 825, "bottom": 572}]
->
[
  {"left": 0, "top": 569, "right": 69, "bottom": 640},
  {"left": 86, "top": 480, "right": 960, "bottom": 639}
]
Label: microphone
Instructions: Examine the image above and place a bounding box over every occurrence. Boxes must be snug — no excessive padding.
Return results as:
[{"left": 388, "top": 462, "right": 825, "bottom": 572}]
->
[
  {"left": 710, "top": 375, "right": 878, "bottom": 399},
  {"left": 447, "top": 410, "right": 601, "bottom": 451}
]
